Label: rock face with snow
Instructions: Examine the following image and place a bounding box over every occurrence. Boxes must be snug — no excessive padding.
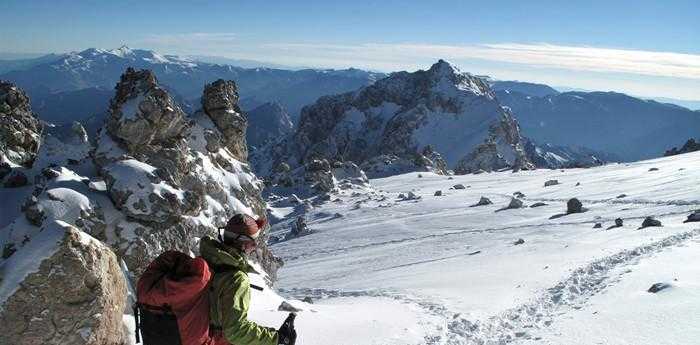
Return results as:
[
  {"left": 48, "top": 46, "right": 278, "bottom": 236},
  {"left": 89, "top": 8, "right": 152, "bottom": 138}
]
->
[
  {"left": 92, "top": 69, "right": 279, "bottom": 276},
  {"left": 0, "top": 80, "right": 41, "bottom": 167},
  {"left": 254, "top": 59, "right": 532, "bottom": 181},
  {"left": 247, "top": 101, "right": 294, "bottom": 149},
  {"left": 454, "top": 110, "right": 533, "bottom": 174},
  {"left": 0, "top": 222, "right": 127, "bottom": 345},
  {"left": 665, "top": 138, "right": 700, "bottom": 156},
  {"left": 523, "top": 139, "right": 614, "bottom": 169},
  {"left": 201, "top": 79, "right": 249, "bottom": 161}
]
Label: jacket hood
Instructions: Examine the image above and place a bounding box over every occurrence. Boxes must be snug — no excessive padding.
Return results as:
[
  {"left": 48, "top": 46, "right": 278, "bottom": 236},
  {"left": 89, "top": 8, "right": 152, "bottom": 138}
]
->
[{"left": 200, "top": 236, "right": 256, "bottom": 273}]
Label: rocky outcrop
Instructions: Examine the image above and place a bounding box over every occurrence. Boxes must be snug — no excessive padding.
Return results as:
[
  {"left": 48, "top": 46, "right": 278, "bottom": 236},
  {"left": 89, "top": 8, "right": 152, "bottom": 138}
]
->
[
  {"left": 92, "top": 68, "right": 279, "bottom": 277},
  {"left": 523, "top": 139, "right": 612, "bottom": 169},
  {"left": 253, "top": 59, "right": 532, "bottom": 181},
  {"left": 268, "top": 158, "right": 369, "bottom": 196},
  {"left": 454, "top": 110, "right": 533, "bottom": 174},
  {"left": 0, "top": 81, "right": 41, "bottom": 167},
  {"left": 664, "top": 138, "right": 700, "bottom": 156},
  {"left": 202, "top": 79, "right": 249, "bottom": 161},
  {"left": 0, "top": 222, "right": 127, "bottom": 345}
]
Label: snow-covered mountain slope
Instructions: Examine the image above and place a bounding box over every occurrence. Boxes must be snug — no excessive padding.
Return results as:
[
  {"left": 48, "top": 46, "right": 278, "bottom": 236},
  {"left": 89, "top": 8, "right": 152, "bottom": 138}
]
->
[
  {"left": 263, "top": 151, "right": 700, "bottom": 344},
  {"left": 253, "top": 60, "right": 532, "bottom": 177},
  {"left": 496, "top": 89, "right": 700, "bottom": 161},
  {"left": 523, "top": 139, "right": 620, "bottom": 168},
  {"left": 0, "top": 46, "right": 384, "bottom": 123}
]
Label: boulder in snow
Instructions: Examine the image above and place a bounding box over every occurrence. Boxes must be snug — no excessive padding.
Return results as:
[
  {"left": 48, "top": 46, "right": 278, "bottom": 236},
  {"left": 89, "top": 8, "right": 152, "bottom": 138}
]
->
[
  {"left": 497, "top": 197, "right": 523, "bottom": 212},
  {"left": 434, "top": 190, "right": 442, "bottom": 196},
  {"left": 0, "top": 222, "right": 127, "bottom": 345},
  {"left": 453, "top": 184, "right": 467, "bottom": 190},
  {"left": 544, "top": 179, "right": 559, "bottom": 187},
  {"left": 514, "top": 238, "right": 525, "bottom": 245},
  {"left": 647, "top": 282, "right": 671, "bottom": 293},
  {"left": 639, "top": 216, "right": 662, "bottom": 229},
  {"left": 684, "top": 210, "right": 700, "bottom": 223},
  {"left": 529, "top": 202, "right": 547, "bottom": 208},
  {"left": 566, "top": 198, "right": 585, "bottom": 214},
  {"left": 470, "top": 197, "right": 493, "bottom": 207}
]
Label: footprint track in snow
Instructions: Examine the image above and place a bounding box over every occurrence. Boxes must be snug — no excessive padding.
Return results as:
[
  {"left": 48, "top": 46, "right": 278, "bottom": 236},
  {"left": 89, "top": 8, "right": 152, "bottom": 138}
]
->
[{"left": 281, "top": 228, "right": 700, "bottom": 344}]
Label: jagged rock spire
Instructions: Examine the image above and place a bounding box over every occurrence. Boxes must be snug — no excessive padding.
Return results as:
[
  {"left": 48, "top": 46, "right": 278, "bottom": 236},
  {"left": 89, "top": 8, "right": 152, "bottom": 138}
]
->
[
  {"left": 201, "top": 79, "right": 249, "bottom": 161},
  {"left": 0, "top": 80, "right": 41, "bottom": 167}
]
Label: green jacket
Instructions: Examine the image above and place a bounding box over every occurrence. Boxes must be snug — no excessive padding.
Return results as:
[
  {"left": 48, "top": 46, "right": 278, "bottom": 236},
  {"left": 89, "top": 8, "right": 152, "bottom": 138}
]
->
[{"left": 200, "top": 237, "right": 278, "bottom": 345}]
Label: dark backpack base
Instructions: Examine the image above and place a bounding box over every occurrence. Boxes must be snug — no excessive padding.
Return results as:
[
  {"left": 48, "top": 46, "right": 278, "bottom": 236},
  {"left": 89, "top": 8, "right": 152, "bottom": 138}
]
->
[{"left": 135, "top": 304, "right": 183, "bottom": 345}]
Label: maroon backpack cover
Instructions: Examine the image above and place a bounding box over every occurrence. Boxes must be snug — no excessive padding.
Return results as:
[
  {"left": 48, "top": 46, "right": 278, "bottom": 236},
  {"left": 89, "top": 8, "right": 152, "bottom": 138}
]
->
[{"left": 135, "top": 251, "right": 217, "bottom": 345}]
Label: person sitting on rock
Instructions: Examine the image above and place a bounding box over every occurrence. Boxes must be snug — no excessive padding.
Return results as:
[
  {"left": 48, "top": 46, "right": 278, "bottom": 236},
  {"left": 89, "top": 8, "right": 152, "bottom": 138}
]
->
[{"left": 200, "top": 213, "right": 297, "bottom": 345}]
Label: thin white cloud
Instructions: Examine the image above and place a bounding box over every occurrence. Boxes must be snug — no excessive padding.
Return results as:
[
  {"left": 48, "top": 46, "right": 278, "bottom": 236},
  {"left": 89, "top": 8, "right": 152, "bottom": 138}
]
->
[{"left": 263, "top": 42, "right": 700, "bottom": 80}]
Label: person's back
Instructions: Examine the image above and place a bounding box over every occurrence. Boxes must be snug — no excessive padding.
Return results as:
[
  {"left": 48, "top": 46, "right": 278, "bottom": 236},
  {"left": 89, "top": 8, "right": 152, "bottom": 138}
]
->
[{"left": 201, "top": 214, "right": 297, "bottom": 345}]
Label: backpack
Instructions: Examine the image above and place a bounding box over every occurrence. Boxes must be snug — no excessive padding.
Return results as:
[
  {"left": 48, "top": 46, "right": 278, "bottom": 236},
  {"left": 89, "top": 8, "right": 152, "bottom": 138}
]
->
[{"left": 134, "top": 251, "right": 216, "bottom": 345}]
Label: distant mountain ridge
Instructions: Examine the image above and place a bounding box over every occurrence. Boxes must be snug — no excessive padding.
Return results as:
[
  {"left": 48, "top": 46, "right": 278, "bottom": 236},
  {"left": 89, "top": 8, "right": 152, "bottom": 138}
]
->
[
  {"left": 495, "top": 87, "right": 700, "bottom": 161},
  {"left": 0, "top": 46, "right": 385, "bottom": 124}
]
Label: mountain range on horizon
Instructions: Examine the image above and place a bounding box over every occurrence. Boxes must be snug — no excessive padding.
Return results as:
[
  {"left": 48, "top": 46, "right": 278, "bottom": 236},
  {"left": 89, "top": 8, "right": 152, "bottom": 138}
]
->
[{"left": 0, "top": 46, "right": 698, "bottom": 164}]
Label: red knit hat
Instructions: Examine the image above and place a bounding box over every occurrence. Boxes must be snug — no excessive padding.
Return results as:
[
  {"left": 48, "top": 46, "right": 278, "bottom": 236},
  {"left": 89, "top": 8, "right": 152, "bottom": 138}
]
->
[{"left": 221, "top": 214, "right": 266, "bottom": 241}]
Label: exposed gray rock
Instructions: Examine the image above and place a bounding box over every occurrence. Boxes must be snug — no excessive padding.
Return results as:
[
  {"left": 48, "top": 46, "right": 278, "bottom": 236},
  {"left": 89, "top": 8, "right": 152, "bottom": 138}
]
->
[
  {"left": 685, "top": 210, "right": 700, "bottom": 223},
  {"left": 544, "top": 179, "right": 559, "bottom": 187},
  {"left": 616, "top": 194, "right": 627, "bottom": 198},
  {"left": 278, "top": 301, "right": 302, "bottom": 312},
  {"left": 202, "top": 79, "right": 248, "bottom": 161},
  {"left": 593, "top": 223, "right": 602, "bottom": 229},
  {"left": 434, "top": 190, "right": 443, "bottom": 196},
  {"left": 648, "top": 167, "right": 659, "bottom": 172},
  {"left": 639, "top": 216, "right": 662, "bottom": 229},
  {"left": 0, "top": 223, "right": 127, "bottom": 345},
  {"left": 453, "top": 184, "right": 467, "bottom": 190},
  {"left": 514, "top": 238, "right": 525, "bottom": 245},
  {"left": 567, "top": 198, "right": 584, "bottom": 214},
  {"left": 470, "top": 197, "right": 493, "bottom": 207},
  {"left": 0, "top": 81, "right": 41, "bottom": 167},
  {"left": 513, "top": 191, "right": 526, "bottom": 199},
  {"left": 665, "top": 138, "right": 700, "bottom": 156},
  {"left": 92, "top": 68, "right": 279, "bottom": 278},
  {"left": 497, "top": 197, "right": 523, "bottom": 211},
  {"left": 530, "top": 202, "right": 547, "bottom": 208},
  {"left": 647, "top": 282, "right": 671, "bottom": 293},
  {"left": 253, "top": 59, "right": 531, "bottom": 179},
  {"left": 286, "top": 216, "right": 312, "bottom": 240},
  {"left": 615, "top": 218, "right": 624, "bottom": 227}
]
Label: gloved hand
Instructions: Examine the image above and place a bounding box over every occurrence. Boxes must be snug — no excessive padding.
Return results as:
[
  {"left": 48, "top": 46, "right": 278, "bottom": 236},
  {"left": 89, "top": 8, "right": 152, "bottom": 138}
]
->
[{"left": 277, "top": 313, "right": 297, "bottom": 345}]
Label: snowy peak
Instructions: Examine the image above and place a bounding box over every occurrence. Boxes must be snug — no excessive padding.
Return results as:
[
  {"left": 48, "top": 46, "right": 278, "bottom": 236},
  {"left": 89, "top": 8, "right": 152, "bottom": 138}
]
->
[
  {"left": 253, "top": 60, "right": 531, "bottom": 178},
  {"left": 427, "top": 59, "right": 461, "bottom": 77}
]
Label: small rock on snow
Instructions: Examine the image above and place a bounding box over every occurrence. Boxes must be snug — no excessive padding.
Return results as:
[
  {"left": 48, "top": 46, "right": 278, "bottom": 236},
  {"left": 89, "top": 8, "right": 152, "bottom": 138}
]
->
[
  {"left": 530, "top": 202, "right": 547, "bottom": 208},
  {"left": 470, "top": 197, "right": 492, "bottom": 207},
  {"left": 434, "top": 190, "right": 442, "bottom": 196},
  {"left": 647, "top": 282, "right": 671, "bottom": 293},
  {"left": 566, "top": 198, "right": 585, "bottom": 214},
  {"left": 593, "top": 223, "right": 602, "bottom": 228},
  {"left": 453, "top": 184, "right": 466, "bottom": 190},
  {"left": 684, "top": 210, "right": 700, "bottom": 223},
  {"left": 278, "top": 301, "right": 302, "bottom": 312},
  {"left": 514, "top": 238, "right": 525, "bottom": 245},
  {"left": 639, "top": 216, "right": 662, "bottom": 229},
  {"left": 544, "top": 179, "right": 559, "bottom": 187}
]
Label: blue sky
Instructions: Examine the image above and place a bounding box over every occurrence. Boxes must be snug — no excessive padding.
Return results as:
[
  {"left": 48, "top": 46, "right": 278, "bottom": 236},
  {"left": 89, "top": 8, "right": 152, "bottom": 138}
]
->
[{"left": 1, "top": 0, "right": 699, "bottom": 100}]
